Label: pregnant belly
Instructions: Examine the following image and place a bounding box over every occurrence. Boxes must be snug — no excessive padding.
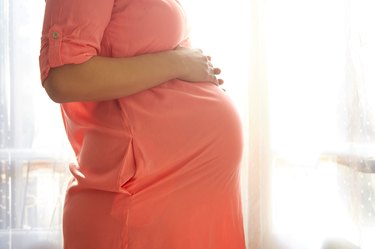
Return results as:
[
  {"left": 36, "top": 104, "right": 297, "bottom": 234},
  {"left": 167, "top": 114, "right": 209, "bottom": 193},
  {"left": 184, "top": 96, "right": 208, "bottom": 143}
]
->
[{"left": 118, "top": 80, "right": 243, "bottom": 181}]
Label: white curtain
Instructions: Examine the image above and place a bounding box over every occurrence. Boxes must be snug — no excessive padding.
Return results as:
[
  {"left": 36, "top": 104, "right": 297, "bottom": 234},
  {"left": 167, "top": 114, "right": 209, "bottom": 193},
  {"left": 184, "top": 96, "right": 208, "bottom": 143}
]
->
[
  {"left": 0, "top": 0, "right": 73, "bottom": 248},
  {"left": 248, "top": 0, "right": 375, "bottom": 248}
]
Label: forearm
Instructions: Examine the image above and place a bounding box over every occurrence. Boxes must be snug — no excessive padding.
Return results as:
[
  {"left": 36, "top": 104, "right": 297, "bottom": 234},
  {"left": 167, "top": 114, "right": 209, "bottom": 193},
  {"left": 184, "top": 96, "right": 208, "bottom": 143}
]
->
[{"left": 43, "top": 51, "right": 184, "bottom": 103}]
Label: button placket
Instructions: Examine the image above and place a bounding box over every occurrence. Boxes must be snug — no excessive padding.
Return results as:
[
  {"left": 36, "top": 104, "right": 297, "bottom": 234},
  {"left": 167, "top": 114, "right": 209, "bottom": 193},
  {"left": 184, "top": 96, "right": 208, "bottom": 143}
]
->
[{"left": 48, "top": 28, "right": 63, "bottom": 67}]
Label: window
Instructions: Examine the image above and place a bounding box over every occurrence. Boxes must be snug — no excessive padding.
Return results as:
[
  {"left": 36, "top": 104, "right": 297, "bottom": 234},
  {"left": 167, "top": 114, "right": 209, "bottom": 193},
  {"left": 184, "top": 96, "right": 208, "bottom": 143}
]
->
[
  {"left": 0, "top": 0, "right": 71, "bottom": 248},
  {"left": 254, "top": 0, "right": 375, "bottom": 248}
]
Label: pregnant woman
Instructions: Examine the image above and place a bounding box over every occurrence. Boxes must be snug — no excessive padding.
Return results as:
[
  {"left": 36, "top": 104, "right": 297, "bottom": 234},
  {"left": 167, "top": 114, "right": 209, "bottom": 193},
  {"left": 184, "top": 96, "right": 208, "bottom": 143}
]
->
[{"left": 39, "top": 0, "right": 246, "bottom": 248}]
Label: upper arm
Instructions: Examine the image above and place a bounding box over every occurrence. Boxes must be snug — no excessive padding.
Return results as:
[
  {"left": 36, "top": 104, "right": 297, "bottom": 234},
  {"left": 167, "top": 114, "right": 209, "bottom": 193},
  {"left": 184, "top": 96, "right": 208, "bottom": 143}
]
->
[{"left": 39, "top": 0, "right": 115, "bottom": 84}]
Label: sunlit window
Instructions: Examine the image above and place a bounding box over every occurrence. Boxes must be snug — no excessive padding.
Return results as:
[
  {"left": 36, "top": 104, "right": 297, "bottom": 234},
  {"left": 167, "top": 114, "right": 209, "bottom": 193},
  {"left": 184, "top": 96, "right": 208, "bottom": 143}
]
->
[{"left": 266, "top": 0, "right": 375, "bottom": 248}]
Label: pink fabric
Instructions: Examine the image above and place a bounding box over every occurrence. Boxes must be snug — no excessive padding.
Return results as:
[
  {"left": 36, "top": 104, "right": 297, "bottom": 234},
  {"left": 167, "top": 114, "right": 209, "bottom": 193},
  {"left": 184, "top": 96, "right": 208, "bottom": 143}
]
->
[{"left": 40, "top": 0, "right": 246, "bottom": 248}]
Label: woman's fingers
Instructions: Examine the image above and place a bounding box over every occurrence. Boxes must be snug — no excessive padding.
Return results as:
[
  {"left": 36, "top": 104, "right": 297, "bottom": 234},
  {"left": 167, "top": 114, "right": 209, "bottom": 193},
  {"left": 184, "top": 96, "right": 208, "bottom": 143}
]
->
[
  {"left": 207, "top": 66, "right": 223, "bottom": 85},
  {"left": 212, "top": 67, "right": 221, "bottom": 75},
  {"left": 175, "top": 46, "right": 224, "bottom": 85}
]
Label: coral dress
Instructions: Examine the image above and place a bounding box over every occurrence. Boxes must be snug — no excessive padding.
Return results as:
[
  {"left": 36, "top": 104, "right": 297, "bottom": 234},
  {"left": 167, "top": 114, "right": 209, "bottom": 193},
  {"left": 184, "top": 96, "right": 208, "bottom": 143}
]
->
[{"left": 39, "top": 0, "right": 246, "bottom": 248}]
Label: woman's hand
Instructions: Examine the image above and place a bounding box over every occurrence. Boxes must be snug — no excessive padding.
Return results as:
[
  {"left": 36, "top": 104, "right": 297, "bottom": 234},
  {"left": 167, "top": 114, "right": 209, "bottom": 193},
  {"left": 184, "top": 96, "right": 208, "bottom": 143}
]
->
[{"left": 174, "top": 46, "right": 224, "bottom": 85}]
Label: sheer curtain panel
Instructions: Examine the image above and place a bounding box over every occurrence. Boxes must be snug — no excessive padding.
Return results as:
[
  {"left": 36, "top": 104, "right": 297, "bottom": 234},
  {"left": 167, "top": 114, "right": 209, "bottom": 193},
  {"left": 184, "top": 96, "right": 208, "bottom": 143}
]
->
[{"left": 249, "top": 0, "right": 375, "bottom": 248}]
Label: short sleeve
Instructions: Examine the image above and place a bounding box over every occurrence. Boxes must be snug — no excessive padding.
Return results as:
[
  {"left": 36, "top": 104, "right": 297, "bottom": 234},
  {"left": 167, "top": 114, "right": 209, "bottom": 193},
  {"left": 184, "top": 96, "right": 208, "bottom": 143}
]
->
[{"left": 39, "top": 0, "right": 115, "bottom": 82}]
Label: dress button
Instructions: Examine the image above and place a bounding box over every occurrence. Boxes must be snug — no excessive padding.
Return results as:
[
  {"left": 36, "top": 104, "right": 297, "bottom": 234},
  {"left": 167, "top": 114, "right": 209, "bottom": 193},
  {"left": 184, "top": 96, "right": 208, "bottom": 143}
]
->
[{"left": 51, "top": 31, "right": 59, "bottom": 39}]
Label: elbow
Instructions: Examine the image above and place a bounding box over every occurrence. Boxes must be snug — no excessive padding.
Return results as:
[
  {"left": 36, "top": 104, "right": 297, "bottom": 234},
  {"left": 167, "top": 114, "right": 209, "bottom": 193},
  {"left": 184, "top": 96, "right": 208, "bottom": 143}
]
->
[
  {"left": 43, "top": 77, "right": 66, "bottom": 103},
  {"left": 43, "top": 70, "right": 71, "bottom": 103}
]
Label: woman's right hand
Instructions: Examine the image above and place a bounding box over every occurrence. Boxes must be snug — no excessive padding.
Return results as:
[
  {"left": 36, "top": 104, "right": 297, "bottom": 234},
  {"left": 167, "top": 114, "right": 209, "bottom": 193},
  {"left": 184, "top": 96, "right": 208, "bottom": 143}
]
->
[{"left": 174, "top": 46, "right": 224, "bottom": 85}]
